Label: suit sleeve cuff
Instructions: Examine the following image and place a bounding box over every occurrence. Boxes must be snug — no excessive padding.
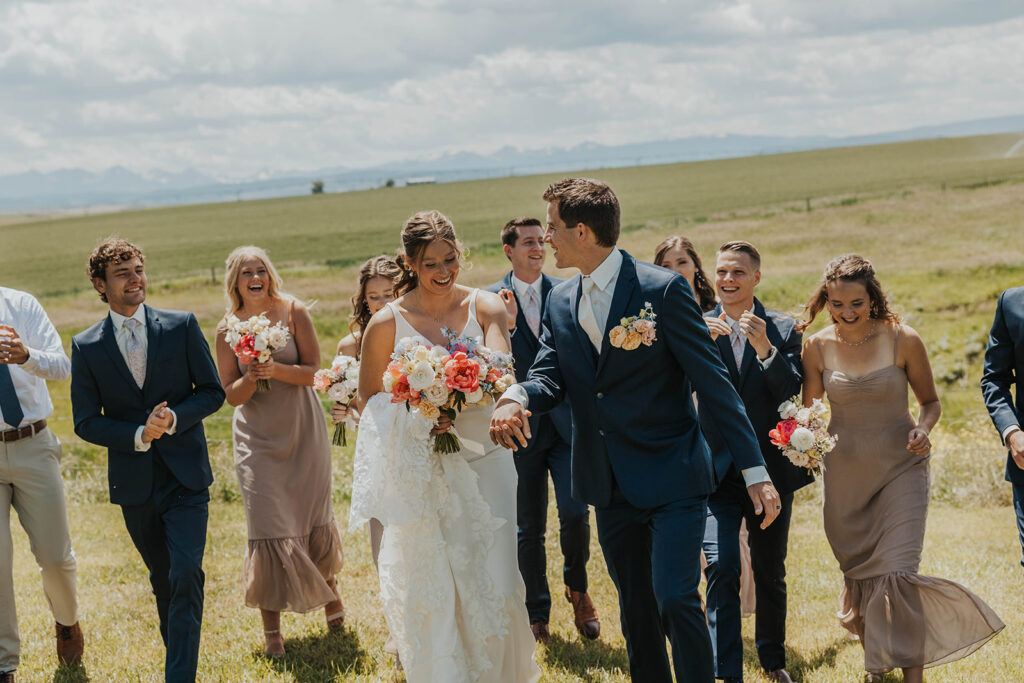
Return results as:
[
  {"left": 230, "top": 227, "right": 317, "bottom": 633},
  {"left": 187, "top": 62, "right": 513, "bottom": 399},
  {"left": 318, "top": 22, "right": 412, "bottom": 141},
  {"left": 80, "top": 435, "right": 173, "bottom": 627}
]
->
[
  {"left": 757, "top": 346, "right": 777, "bottom": 369},
  {"left": 741, "top": 465, "right": 771, "bottom": 487},
  {"left": 1002, "top": 424, "right": 1021, "bottom": 444},
  {"left": 134, "top": 426, "right": 151, "bottom": 452},
  {"left": 166, "top": 409, "right": 178, "bottom": 435},
  {"left": 500, "top": 384, "right": 529, "bottom": 409}
]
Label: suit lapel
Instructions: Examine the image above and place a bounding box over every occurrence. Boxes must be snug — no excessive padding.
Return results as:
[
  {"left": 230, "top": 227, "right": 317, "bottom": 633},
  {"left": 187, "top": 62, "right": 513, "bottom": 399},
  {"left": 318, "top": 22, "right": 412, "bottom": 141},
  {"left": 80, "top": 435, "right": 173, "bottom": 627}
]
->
[
  {"left": 568, "top": 276, "right": 597, "bottom": 370},
  {"left": 596, "top": 252, "right": 640, "bottom": 376},
  {"left": 100, "top": 315, "right": 142, "bottom": 394},
  {"left": 143, "top": 305, "right": 162, "bottom": 392}
]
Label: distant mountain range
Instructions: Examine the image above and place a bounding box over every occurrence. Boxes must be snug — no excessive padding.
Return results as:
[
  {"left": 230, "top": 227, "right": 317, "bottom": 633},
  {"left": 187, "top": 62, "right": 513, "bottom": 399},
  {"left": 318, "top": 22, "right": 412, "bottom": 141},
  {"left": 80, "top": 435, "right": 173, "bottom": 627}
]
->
[{"left": 3, "top": 114, "right": 1022, "bottom": 213}]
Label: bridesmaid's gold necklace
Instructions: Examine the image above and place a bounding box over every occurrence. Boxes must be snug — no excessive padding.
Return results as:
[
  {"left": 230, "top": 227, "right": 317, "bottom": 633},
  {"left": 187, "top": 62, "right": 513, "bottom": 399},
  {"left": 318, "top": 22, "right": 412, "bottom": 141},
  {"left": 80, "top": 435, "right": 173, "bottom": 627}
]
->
[{"left": 835, "top": 320, "right": 879, "bottom": 346}]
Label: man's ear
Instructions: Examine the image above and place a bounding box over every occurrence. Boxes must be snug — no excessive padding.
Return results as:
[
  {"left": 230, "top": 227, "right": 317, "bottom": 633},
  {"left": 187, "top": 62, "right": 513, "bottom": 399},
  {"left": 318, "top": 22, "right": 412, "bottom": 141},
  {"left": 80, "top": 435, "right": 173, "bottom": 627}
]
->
[
  {"left": 575, "top": 222, "right": 589, "bottom": 243},
  {"left": 503, "top": 244, "right": 513, "bottom": 261},
  {"left": 91, "top": 277, "right": 107, "bottom": 296},
  {"left": 754, "top": 270, "right": 762, "bottom": 287}
]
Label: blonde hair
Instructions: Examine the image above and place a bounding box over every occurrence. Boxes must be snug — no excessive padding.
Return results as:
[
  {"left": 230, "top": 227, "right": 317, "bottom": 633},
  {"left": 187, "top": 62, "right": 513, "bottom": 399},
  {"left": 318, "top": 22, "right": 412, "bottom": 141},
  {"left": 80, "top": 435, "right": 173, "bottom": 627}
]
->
[{"left": 223, "top": 245, "right": 287, "bottom": 314}]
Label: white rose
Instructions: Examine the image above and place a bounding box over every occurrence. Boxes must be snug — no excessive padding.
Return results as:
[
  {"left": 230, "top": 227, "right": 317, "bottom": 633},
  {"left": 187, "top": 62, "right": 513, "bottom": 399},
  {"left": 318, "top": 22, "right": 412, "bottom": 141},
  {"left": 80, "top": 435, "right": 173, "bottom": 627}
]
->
[
  {"left": 268, "top": 327, "right": 289, "bottom": 349},
  {"left": 423, "top": 382, "right": 450, "bottom": 405},
  {"left": 811, "top": 398, "right": 828, "bottom": 416},
  {"left": 789, "top": 427, "right": 815, "bottom": 452},
  {"left": 347, "top": 366, "right": 360, "bottom": 382},
  {"left": 788, "top": 449, "right": 811, "bottom": 467},
  {"left": 778, "top": 401, "right": 798, "bottom": 419},
  {"left": 429, "top": 346, "right": 451, "bottom": 365},
  {"left": 494, "top": 374, "right": 514, "bottom": 394},
  {"left": 408, "top": 361, "right": 437, "bottom": 392},
  {"left": 795, "top": 408, "right": 812, "bottom": 424},
  {"left": 465, "top": 388, "right": 484, "bottom": 404},
  {"left": 382, "top": 371, "right": 396, "bottom": 392},
  {"left": 328, "top": 384, "right": 350, "bottom": 402},
  {"left": 225, "top": 330, "right": 241, "bottom": 346},
  {"left": 253, "top": 336, "right": 268, "bottom": 352},
  {"left": 413, "top": 346, "right": 431, "bottom": 362}
]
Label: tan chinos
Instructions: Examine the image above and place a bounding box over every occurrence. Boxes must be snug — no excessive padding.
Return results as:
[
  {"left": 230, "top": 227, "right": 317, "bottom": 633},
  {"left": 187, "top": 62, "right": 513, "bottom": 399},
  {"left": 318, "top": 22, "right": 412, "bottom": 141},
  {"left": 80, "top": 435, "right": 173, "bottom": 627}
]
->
[{"left": 0, "top": 427, "right": 78, "bottom": 674}]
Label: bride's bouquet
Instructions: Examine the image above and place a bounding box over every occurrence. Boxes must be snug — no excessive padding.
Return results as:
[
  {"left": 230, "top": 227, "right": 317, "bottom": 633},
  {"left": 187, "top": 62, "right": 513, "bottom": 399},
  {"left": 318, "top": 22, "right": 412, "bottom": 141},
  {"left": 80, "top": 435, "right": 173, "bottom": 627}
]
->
[
  {"left": 383, "top": 328, "right": 515, "bottom": 454},
  {"left": 314, "top": 354, "right": 359, "bottom": 446},
  {"left": 223, "top": 312, "right": 291, "bottom": 392},
  {"left": 769, "top": 396, "right": 836, "bottom": 474}
]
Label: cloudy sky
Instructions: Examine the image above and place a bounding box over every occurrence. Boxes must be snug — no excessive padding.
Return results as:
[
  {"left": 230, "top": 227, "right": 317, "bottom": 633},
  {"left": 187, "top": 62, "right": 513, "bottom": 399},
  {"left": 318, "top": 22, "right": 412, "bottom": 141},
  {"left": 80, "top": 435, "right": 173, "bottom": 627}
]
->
[{"left": 2, "top": 0, "right": 1022, "bottom": 179}]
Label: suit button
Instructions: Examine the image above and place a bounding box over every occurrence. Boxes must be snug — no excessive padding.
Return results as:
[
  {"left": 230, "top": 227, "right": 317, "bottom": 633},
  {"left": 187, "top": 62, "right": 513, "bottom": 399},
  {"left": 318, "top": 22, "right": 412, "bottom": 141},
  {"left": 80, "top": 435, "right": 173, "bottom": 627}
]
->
[
  {"left": 598, "top": 429, "right": 605, "bottom": 437},
  {"left": 596, "top": 392, "right": 604, "bottom": 399}
]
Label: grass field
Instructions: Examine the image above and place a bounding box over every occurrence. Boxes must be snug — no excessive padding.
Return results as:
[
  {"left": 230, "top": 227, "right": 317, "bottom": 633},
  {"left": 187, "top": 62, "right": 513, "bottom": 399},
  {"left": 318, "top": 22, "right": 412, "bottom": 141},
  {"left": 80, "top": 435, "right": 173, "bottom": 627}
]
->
[{"left": 4, "top": 133, "right": 1024, "bottom": 681}]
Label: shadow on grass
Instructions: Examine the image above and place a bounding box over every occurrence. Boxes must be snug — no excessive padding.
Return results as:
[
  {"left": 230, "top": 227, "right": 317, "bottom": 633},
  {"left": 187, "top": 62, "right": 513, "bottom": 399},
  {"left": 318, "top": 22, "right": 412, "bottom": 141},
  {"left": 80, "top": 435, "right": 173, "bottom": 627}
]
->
[
  {"left": 743, "top": 634, "right": 858, "bottom": 678},
  {"left": 52, "top": 662, "right": 89, "bottom": 682},
  {"left": 257, "top": 627, "right": 373, "bottom": 682},
  {"left": 543, "top": 632, "right": 629, "bottom": 681}
]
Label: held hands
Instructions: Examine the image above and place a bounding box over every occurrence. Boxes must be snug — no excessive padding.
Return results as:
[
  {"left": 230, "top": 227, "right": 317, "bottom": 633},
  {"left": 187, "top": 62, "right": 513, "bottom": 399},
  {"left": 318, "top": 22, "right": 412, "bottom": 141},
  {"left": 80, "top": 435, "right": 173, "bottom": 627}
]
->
[
  {"left": 737, "top": 311, "right": 773, "bottom": 359},
  {"left": 142, "top": 402, "right": 174, "bottom": 444},
  {"left": 1008, "top": 430, "right": 1024, "bottom": 471},
  {"left": 331, "top": 402, "right": 360, "bottom": 426},
  {"left": 705, "top": 313, "right": 731, "bottom": 341},
  {"left": 0, "top": 325, "right": 29, "bottom": 365},
  {"left": 498, "top": 289, "right": 518, "bottom": 331},
  {"left": 488, "top": 398, "right": 532, "bottom": 451},
  {"left": 430, "top": 414, "right": 453, "bottom": 436},
  {"left": 747, "top": 481, "right": 782, "bottom": 529},
  {"left": 246, "top": 358, "right": 276, "bottom": 383},
  {"left": 907, "top": 426, "right": 931, "bottom": 455}
]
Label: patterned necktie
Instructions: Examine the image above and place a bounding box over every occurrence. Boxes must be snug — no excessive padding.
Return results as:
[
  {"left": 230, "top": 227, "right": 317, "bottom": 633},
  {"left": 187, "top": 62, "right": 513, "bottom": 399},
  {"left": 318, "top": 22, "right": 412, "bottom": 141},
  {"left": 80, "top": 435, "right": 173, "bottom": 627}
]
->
[
  {"left": 730, "top": 321, "right": 745, "bottom": 370},
  {"left": 0, "top": 364, "right": 25, "bottom": 428},
  {"left": 578, "top": 276, "right": 603, "bottom": 351},
  {"left": 524, "top": 287, "right": 541, "bottom": 338},
  {"left": 124, "top": 318, "right": 146, "bottom": 388}
]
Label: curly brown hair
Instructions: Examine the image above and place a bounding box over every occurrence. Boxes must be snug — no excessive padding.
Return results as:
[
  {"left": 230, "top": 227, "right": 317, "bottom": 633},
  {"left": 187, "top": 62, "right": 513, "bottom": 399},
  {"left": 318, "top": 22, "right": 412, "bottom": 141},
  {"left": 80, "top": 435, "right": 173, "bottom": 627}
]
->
[
  {"left": 653, "top": 236, "right": 717, "bottom": 312},
  {"left": 349, "top": 255, "right": 401, "bottom": 336},
  {"left": 394, "top": 210, "right": 462, "bottom": 298},
  {"left": 542, "top": 178, "right": 620, "bottom": 247},
  {"left": 87, "top": 237, "right": 145, "bottom": 303},
  {"left": 796, "top": 254, "right": 900, "bottom": 333}
]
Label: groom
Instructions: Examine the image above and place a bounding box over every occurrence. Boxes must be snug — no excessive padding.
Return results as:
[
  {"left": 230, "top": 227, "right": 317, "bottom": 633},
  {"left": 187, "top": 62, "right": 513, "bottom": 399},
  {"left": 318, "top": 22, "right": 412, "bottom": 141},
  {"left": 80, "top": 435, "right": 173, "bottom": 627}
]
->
[
  {"left": 490, "top": 178, "right": 781, "bottom": 682},
  {"left": 70, "top": 238, "right": 224, "bottom": 682}
]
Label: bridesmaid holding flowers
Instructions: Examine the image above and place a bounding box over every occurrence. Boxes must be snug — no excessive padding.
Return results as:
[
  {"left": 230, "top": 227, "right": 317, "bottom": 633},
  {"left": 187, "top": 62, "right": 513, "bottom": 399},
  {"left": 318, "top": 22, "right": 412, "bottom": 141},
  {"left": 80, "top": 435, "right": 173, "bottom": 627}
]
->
[{"left": 215, "top": 246, "right": 345, "bottom": 658}]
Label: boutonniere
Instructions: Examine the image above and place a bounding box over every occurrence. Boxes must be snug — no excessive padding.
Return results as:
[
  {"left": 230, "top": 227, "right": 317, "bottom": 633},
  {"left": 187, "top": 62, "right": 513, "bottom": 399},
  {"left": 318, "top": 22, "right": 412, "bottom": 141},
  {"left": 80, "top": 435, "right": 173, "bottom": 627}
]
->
[{"left": 609, "top": 301, "right": 657, "bottom": 350}]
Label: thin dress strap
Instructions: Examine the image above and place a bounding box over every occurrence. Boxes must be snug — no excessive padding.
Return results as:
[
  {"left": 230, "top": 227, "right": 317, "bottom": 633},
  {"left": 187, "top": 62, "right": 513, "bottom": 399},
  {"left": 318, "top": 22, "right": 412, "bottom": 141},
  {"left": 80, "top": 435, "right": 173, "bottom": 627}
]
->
[{"left": 467, "top": 288, "right": 479, "bottom": 323}]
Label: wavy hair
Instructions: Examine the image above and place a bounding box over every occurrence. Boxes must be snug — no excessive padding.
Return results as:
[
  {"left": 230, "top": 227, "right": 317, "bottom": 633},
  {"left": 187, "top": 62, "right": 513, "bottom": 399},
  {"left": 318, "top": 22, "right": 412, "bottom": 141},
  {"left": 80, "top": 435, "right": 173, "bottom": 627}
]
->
[
  {"left": 222, "top": 245, "right": 287, "bottom": 316},
  {"left": 349, "top": 255, "right": 400, "bottom": 336},
  {"left": 796, "top": 254, "right": 900, "bottom": 333},
  {"left": 394, "top": 210, "right": 462, "bottom": 297},
  {"left": 653, "top": 236, "right": 717, "bottom": 312}
]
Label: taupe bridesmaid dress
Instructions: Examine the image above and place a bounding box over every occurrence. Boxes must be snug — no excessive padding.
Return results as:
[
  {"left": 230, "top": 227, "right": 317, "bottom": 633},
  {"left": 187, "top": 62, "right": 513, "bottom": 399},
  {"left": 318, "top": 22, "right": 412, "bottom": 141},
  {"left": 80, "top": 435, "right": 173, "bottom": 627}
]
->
[
  {"left": 819, "top": 327, "right": 1003, "bottom": 674},
  {"left": 233, "top": 303, "right": 344, "bottom": 612}
]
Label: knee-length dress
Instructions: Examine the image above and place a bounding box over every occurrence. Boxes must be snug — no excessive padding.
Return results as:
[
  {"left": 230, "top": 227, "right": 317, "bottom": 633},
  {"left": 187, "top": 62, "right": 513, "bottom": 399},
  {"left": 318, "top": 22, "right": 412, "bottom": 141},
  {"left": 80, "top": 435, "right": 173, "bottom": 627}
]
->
[
  {"left": 233, "top": 331, "right": 344, "bottom": 612},
  {"left": 820, "top": 331, "right": 1003, "bottom": 673}
]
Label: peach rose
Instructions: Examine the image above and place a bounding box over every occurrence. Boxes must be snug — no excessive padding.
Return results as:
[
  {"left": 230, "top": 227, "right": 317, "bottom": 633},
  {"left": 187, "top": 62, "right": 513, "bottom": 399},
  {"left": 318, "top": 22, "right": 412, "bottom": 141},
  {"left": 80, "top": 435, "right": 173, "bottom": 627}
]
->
[
  {"left": 622, "top": 332, "right": 642, "bottom": 350},
  {"left": 609, "top": 326, "right": 628, "bottom": 348}
]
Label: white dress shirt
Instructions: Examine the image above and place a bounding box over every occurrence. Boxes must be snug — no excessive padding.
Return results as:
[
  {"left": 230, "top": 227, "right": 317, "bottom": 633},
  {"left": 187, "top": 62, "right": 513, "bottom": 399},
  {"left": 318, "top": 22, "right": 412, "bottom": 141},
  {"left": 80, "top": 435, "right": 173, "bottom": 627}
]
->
[
  {"left": 511, "top": 273, "right": 543, "bottom": 337},
  {"left": 500, "top": 254, "right": 771, "bottom": 487},
  {"left": 0, "top": 286, "right": 70, "bottom": 429},
  {"left": 723, "top": 312, "right": 777, "bottom": 370},
  {"left": 108, "top": 305, "right": 176, "bottom": 451}
]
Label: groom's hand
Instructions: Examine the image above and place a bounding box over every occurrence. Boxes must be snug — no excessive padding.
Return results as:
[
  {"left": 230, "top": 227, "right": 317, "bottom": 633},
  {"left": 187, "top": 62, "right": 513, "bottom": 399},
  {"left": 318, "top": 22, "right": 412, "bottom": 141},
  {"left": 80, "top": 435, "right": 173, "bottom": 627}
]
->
[
  {"left": 747, "top": 481, "right": 782, "bottom": 529},
  {"left": 489, "top": 398, "right": 532, "bottom": 451}
]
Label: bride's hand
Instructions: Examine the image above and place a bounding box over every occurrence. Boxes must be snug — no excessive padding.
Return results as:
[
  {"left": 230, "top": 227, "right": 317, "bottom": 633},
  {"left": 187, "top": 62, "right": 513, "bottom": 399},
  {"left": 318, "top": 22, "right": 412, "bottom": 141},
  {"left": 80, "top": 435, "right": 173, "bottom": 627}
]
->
[
  {"left": 907, "top": 426, "right": 931, "bottom": 455},
  {"left": 431, "top": 414, "right": 453, "bottom": 435}
]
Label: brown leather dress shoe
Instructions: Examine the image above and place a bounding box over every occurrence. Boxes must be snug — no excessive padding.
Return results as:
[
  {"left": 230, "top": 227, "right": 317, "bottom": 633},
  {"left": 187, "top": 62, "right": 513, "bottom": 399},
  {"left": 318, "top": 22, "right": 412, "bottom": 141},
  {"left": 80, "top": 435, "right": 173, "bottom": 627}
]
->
[
  {"left": 530, "top": 621, "right": 551, "bottom": 644},
  {"left": 766, "top": 669, "right": 794, "bottom": 683},
  {"left": 55, "top": 621, "right": 83, "bottom": 665},
  {"left": 565, "top": 587, "right": 600, "bottom": 640}
]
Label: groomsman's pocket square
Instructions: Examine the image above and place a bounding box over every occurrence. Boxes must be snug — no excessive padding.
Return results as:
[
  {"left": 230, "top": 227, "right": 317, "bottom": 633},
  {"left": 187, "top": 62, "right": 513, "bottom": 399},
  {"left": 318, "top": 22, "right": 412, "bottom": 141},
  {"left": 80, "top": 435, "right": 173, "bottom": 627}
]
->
[{"left": 609, "top": 302, "right": 657, "bottom": 351}]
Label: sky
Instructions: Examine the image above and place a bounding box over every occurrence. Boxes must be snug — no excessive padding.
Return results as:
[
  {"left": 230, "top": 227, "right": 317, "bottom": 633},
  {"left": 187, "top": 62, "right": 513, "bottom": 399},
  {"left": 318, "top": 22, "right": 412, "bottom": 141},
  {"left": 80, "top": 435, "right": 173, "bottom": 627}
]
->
[{"left": 2, "top": 0, "right": 1023, "bottom": 179}]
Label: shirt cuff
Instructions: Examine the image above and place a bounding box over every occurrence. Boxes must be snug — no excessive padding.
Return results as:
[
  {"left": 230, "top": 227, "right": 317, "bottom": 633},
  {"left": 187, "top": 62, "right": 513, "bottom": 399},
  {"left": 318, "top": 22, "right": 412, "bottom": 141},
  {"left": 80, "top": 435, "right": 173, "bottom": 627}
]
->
[
  {"left": 20, "top": 347, "right": 41, "bottom": 373},
  {"left": 134, "top": 426, "right": 151, "bottom": 452},
  {"left": 1002, "top": 424, "right": 1021, "bottom": 444},
  {"left": 166, "top": 409, "right": 178, "bottom": 435},
  {"left": 740, "top": 465, "right": 771, "bottom": 487},
  {"left": 757, "top": 346, "right": 777, "bottom": 369},
  {"left": 500, "top": 384, "right": 529, "bottom": 409}
]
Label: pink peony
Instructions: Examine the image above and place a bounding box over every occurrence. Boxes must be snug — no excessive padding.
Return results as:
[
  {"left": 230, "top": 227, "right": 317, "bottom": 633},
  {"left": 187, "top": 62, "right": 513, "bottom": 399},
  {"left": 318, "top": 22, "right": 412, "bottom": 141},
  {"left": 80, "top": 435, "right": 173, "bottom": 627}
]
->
[{"left": 444, "top": 352, "right": 480, "bottom": 393}]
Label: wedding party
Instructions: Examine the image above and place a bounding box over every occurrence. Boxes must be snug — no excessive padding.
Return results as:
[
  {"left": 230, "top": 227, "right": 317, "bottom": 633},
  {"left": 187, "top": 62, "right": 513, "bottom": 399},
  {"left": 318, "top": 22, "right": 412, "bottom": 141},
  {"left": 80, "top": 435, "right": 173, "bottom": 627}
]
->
[{"left": 4, "top": 2, "right": 1024, "bottom": 682}]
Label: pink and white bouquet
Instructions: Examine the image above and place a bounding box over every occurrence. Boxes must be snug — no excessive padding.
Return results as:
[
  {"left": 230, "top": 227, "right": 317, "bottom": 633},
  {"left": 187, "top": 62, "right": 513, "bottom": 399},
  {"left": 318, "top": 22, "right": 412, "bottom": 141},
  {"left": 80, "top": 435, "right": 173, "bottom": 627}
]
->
[
  {"left": 223, "top": 312, "right": 291, "bottom": 392},
  {"left": 769, "top": 396, "right": 835, "bottom": 474},
  {"left": 314, "top": 354, "right": 359, "bottom": 446},
  {"left": 383, "top": 328, "right": 515, "bottom": 454}
]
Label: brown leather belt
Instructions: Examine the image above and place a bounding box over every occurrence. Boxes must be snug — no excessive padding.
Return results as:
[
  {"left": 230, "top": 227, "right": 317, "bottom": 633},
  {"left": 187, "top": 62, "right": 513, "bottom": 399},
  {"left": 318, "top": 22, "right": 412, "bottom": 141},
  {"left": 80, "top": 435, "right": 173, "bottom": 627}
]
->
[{"left": 0, "top": 419, "right": 48, "bottom": 443}]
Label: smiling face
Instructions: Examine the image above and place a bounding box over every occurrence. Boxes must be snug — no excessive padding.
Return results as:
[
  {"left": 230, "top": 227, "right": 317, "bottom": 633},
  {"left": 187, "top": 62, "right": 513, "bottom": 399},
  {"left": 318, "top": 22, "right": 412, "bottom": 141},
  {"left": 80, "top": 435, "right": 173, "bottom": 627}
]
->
[
  {"left": 504, "top": 224, "right": 545, "bottom": 282},
  {"left": 235, "top": 257, "right": 270, "bottom": 304},
  {"left": 826, "top": 279, "right": 873, "bottom": 329},
  {"left": 715, "top": 250, "right": 760, "bottom": 309},
  {"left": 545, "top": 201, "right": 584, "bottom": 269},
  {"left": 659, "top": 246, "right": 697, "bottom": 292},
  {"left": 412, "top": 239, "right": 460, "bottom": 294},
  {"left": 94, "top": 256, "right": 147, "bottom": 316},
  {"left": 363, "top": 275, "right": 395, "bottom": 314}
]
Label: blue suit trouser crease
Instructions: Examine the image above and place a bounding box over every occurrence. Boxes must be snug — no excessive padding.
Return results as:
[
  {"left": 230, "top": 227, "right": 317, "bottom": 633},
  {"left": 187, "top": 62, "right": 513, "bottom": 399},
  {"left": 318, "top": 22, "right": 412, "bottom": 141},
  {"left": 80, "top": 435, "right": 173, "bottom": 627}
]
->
[
  {"left": 1013, "top": 483, "right": 1024, "bottom": 569},
  {"left": 120, "top": 456, "right": 209, "bottom": 683},
  {"left": 596, "top": 489, "right": 713, "bottom": 683}
]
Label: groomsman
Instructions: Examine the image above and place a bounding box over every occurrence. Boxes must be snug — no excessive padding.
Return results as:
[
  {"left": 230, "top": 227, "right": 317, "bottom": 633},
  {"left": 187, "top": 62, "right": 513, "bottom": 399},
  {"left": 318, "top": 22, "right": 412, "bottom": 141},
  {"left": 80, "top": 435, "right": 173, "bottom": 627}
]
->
[
  {"left": 699, "top": 241, "right": 811, "bottom": 683},
  {"left": 70, "top": 238, "right": 224, "bottom": 682},
  {"left": 981, "top": 285, "right": 1024, "bottom": 566},
  {"left": 491, "top": 178, "right": 780, "bottom": 683},
  {"left": 1, "top": 287, "right": 82, "bottom": 682},
  {"left": 486, "top": 217, "right": 599, "bottom": 643}
]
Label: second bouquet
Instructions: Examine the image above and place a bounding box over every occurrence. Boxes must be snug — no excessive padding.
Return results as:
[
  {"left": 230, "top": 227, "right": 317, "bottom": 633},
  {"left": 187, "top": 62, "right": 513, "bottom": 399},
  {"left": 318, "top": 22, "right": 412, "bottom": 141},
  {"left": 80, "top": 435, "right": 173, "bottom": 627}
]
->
[{"left": 383, "top": 328, "right": 515, "bottom": 454}]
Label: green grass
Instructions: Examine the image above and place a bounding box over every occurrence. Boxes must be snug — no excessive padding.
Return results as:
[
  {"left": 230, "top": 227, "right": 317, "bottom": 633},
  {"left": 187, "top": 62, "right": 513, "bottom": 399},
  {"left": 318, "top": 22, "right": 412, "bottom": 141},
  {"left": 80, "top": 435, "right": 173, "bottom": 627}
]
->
[{"left": 5, "top": 133, "right": 1024, "bottom": 680}]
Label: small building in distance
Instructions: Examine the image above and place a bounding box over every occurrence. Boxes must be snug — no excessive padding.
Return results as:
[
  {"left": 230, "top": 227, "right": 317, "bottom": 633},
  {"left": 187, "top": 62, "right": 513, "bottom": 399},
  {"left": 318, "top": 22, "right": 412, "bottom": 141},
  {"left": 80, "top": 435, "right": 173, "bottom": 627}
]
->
[{"left": 405, "top": 177, "right": 437, "bottom": 186}]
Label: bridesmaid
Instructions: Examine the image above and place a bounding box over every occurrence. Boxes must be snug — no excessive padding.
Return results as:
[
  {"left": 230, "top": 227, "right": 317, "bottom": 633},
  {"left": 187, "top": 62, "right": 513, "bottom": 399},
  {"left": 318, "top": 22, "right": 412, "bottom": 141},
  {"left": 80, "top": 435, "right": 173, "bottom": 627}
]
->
[
  {"left": 215, "top": 246, "right": 345, "bottom": 657},
  {"left": 654, "top": 236, "right": 756, "bottom": 617},
  {"left": 799, "top": 254, "right": 1003, "bottom": 681}
]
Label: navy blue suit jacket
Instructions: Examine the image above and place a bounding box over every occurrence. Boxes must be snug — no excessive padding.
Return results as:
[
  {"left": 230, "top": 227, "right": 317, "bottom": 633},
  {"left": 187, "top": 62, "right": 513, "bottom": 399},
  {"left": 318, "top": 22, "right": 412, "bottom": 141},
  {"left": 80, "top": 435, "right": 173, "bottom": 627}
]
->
[
  {"left": 519, "top": 251, "right": 764, "bottom": 509},
  {"left": 982, "top": 286, "right": 1024, "bottom": 486},
  {"left": 700, "top": 299, "right": 813, "bottom": 495},
  {"left": 485, "top": 272, "right": 572, "bottom": 450},
  {"left": 71, "top": 306, "right": 225, "bottom": 506}
]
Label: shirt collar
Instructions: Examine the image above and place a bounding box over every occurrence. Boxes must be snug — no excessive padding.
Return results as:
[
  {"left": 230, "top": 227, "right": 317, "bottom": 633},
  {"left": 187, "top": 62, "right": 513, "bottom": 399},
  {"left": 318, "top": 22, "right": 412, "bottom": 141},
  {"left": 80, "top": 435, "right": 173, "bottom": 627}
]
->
[
  {"left": 511, "top": 273, "right": 542, "bottom": 301},
  {"left": 586, "top": 249, "right": 622, "bottom": 293},
  {"left": 110, "top": 305, "right": 147, "bottom": 332}
]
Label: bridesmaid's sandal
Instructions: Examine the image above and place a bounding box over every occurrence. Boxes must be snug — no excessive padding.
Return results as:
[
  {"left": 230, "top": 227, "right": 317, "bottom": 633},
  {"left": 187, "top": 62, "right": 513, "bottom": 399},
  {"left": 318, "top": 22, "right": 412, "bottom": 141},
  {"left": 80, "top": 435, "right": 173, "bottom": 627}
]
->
[
  {"left": 263, "top": 629, "right": 285, "bottom": 658},
  {"left": 326, "top": 609, "right": 345, "bottom": 630},
  {"left": 325, "top": 577, "right": 345, "bottom": 630}
]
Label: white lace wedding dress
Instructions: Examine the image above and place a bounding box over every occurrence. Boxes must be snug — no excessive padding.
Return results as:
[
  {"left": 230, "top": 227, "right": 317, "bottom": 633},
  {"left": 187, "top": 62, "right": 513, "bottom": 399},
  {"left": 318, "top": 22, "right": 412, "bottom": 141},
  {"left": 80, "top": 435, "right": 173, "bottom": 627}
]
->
[{"left": 350, "top": 291, "right": 540, "bottom": 683}]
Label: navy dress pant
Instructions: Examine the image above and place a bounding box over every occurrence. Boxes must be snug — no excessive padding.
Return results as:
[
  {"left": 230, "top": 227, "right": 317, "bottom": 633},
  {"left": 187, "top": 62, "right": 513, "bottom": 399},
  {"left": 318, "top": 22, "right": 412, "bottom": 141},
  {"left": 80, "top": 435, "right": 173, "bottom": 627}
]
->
[{"left": 120, "top": 455, "right": 209, "bottom": 683}]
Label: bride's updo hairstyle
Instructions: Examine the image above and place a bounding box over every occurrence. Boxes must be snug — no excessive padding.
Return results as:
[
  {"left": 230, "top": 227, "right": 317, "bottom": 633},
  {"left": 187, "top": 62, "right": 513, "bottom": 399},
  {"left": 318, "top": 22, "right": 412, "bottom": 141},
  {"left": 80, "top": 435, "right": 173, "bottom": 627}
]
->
[
  {"left": 394, "top": 210, "right": 463, "bottom": 297},
  {"left": 796, "top": 254, "right": 900, "bottom": 333}
]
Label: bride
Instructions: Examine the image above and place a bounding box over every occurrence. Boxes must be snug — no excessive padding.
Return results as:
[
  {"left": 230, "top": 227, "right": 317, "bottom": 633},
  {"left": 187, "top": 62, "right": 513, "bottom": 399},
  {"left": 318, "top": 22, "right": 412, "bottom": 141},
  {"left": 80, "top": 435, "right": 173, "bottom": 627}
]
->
[{"left": 350, "top": 210, "right": 540, "bottom": 682}]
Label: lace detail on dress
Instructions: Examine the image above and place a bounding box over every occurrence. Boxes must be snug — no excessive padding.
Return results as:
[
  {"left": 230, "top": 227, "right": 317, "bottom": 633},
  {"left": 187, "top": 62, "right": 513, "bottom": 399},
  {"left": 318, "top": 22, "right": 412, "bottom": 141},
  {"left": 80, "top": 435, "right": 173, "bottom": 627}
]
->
[{"left": 349, "top": 393, "right": 511, "bottom": 681}]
